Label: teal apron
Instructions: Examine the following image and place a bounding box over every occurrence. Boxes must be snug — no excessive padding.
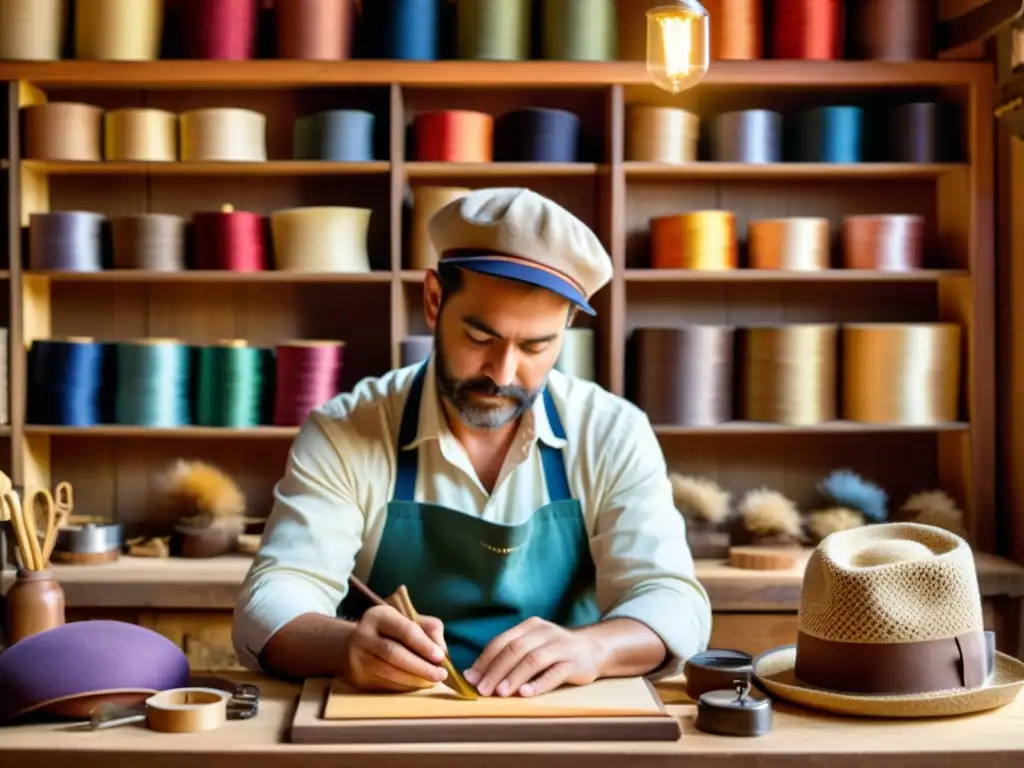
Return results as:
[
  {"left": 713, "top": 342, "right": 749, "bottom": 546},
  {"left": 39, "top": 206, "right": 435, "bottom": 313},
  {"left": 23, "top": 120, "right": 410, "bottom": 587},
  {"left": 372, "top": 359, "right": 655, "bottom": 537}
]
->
[{"left": 339, "top": 360, "right": 600, "bottom": 673}]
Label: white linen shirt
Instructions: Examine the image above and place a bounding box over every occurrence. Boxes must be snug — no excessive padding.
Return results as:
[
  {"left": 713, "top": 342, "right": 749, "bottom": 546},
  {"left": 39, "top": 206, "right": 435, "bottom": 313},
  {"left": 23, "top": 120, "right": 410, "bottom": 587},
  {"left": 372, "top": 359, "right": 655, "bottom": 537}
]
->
[{"left": 232, "top": 356, "right": 712, "bottom": 678}]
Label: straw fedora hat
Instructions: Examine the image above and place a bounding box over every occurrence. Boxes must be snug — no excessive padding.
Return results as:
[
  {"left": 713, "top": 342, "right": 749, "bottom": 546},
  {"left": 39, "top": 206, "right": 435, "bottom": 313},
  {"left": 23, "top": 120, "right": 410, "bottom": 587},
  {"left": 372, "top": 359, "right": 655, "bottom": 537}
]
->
[{"left": 752, "top": 522, "right": 1024, "bottom": 718}]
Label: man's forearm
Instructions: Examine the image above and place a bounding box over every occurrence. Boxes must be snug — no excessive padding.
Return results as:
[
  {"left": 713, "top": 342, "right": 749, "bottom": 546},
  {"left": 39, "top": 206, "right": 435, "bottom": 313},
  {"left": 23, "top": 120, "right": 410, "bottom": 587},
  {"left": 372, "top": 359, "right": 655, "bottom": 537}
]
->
[
  {"left": 259, "top": 613, "right": 356, "bottom": 680},
  {"left": 574, "top": 617, "right": 668, "bottom": 678}
]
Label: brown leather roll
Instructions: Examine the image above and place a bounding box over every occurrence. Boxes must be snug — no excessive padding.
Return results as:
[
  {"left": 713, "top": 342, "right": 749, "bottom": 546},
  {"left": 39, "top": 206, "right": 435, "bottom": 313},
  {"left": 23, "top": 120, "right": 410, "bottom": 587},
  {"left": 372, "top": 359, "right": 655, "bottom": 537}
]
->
[{"left": 848, "top": 0, "right": 935, "bottom": 61}]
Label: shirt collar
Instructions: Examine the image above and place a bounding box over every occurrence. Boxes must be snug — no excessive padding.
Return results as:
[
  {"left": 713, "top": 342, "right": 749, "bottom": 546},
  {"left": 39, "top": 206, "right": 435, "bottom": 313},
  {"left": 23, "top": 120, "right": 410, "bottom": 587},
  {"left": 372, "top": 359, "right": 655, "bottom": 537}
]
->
[{"left": 402, "top": 356, "right": 567, "bottom": 451}]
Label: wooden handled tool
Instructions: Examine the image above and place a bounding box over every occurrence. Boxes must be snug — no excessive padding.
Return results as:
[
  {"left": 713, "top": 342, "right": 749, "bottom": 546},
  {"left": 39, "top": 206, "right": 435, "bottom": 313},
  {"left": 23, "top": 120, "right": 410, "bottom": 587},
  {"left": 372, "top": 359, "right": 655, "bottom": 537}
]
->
[{"left": 348, "top": 575, "right": 478, "bottom": 700}]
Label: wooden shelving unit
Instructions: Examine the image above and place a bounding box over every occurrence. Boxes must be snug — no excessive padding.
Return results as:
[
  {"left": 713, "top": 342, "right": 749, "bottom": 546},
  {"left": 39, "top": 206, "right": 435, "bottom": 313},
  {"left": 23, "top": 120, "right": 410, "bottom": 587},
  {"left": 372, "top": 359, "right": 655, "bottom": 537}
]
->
[{"left": 0, "top": 54, "right": 999, "bottom": 559}]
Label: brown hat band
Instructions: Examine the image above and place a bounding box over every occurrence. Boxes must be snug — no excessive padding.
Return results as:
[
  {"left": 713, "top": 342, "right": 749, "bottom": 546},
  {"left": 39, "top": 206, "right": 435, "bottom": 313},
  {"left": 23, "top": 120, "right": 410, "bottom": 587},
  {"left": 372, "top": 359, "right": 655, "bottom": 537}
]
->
[{"left": 794, "top": 629, "right": 994, "bottom": 695}]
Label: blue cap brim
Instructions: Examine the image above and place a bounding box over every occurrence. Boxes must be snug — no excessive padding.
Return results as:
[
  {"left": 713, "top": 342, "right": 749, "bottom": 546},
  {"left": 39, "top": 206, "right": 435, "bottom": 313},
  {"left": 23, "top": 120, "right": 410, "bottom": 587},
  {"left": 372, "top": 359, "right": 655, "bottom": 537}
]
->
[{"left": 442, "top": 257, "right": 597, "bottom": 316}]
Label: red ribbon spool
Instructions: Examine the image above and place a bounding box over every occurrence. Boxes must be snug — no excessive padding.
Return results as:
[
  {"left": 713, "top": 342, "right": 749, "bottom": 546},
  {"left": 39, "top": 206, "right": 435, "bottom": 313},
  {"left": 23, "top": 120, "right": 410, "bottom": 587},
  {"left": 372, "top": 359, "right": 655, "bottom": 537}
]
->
[
  {"left": 273, "top": 343, "right": 345, "bottom": 427},
  {"left": 771, "top": 0, "right": 843, "bottom": 60},
  {"left": 413, "top": 111, "right": 494, "bottom": 162},
  {"left": 192, "top": 210, "right": 267, "bottom": 271},
  {"left": 179, "top": 0, "right": 259, "bottom": 60}
]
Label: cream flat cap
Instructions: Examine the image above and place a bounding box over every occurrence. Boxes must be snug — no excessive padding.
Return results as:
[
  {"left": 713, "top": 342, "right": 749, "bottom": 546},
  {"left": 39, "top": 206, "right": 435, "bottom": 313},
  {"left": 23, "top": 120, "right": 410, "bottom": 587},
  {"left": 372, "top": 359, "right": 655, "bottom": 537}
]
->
[{"left": 427, "top": 187, "right": 613, "bottom": 315}]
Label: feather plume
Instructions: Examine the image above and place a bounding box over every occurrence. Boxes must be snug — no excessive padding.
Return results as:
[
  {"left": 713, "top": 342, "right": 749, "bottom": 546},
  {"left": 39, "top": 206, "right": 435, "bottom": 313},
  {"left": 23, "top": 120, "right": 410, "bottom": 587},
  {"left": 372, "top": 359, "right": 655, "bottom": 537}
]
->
[
  {"left": 156, "top": 459, "right": 246, "bottom": 523},
  {"left": 817, "top": 469, "right": 888, "bottom": 523},
  {"left": 669, "top": 473, "right": 732, "bottom": 524},
  {"left": 738, "top": 488, "right": 803, "bottom": 538},
  {"left": 898, "top": 490, "right": 967, "bottom": 538},
  {"left": 806, "top": 507, "right": 865, "bottom": 542}
]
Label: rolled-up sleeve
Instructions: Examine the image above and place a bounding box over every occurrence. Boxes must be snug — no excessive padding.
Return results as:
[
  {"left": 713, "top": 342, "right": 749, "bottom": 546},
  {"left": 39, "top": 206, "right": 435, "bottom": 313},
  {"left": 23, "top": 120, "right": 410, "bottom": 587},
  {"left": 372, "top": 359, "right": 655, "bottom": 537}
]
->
[
  {"left": 591, "top": 410, "right": 712, "bottom": 678},
  {"left": 232, "top": 412, "right": 366, "bottom": 671}
]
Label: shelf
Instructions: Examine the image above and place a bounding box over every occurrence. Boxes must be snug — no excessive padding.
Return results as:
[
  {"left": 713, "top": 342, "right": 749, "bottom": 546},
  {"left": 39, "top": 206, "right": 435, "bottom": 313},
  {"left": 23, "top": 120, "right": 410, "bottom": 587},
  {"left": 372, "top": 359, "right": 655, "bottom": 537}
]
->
[
  {"left": 405, "top": 162, "right": 599, "bottom": 178},
  {"left": 19, "top": 160, "right": 391, "bottom": 176},
  {"left": 23, "top": 426, "right": 299, "bottom": 439},
  {"left": 652, "top": 422, "right": 970, "bottom": 436},
  {"left": 24, "top": 270, "right": 393, "bottom": 283},
  {"left": 624, "top": 162, "right": 967, "bottom": 180},
  {"left": 624, "top": 269, "right": 970, "bottom": 283},
  {"left": 0, "top": 60, "right": 993, "bottom": 88}
]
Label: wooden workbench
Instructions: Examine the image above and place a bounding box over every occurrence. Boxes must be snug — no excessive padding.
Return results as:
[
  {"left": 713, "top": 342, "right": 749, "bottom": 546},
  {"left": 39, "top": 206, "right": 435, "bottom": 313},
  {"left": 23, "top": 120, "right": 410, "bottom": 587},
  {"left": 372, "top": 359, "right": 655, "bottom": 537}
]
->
[{"left": 1, "top": 672, "right": 1022, "bottom": 768}]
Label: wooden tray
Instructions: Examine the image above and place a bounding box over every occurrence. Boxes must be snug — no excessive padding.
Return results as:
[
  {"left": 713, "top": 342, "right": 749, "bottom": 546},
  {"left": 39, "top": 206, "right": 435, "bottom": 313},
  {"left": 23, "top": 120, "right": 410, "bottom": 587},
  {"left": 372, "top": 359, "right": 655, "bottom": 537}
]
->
[{"left": 290, "top": 677, "right": 682, "bottom": 744}]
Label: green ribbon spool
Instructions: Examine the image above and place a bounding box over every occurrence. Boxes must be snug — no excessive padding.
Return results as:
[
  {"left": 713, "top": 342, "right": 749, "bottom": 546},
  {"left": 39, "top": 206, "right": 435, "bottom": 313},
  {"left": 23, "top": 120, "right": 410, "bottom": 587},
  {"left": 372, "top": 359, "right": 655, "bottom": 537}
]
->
[
  {"left": 543, "top": 0, "right": 617, "bottom": 61},
  {"left": 195, "top": 343, "right": 266, "bottom": 428},
  {"left": 456, "top": 0, "right": 530, "bottom": 60}
]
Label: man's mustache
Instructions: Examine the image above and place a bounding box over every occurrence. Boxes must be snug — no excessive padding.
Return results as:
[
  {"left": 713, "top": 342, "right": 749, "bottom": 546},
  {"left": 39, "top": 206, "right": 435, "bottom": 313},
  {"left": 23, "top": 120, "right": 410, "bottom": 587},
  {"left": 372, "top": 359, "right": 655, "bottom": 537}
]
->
[{"left": 457, "top": 377, "right": 529, "bottom": 400}]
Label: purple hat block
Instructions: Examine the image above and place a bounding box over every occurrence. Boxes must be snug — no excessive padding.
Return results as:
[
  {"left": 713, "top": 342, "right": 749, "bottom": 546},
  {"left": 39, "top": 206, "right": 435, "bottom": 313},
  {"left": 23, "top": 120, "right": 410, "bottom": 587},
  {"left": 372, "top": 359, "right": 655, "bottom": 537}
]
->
[{"left": 0, "top": 619, "right": 191, "bottom": 721}]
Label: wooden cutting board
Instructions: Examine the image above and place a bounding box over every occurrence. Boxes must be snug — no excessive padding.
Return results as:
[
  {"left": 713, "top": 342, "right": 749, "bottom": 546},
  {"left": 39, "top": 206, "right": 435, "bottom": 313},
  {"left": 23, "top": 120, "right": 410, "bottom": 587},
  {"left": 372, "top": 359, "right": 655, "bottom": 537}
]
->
[{"left": 290, "top": 676, "right": 682, "bottom": 744}]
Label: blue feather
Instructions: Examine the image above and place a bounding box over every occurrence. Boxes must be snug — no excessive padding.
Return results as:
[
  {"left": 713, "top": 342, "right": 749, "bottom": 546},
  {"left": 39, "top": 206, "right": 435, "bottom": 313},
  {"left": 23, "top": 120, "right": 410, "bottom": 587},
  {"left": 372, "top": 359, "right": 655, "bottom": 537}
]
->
[{"left": 817, "top": 469, "right": 888, "bottom": 523}]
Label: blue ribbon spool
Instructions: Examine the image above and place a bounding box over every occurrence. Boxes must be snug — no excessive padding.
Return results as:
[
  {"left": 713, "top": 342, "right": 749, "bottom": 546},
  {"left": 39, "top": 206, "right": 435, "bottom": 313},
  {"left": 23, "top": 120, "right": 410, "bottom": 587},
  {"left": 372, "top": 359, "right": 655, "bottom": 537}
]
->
[
  {"left": 27, "top": 339, "right": 105, "bottom": 426},
  {"left": 494, "top": 108, "right": 581, "bottom": 162},
  {"left": 800, "top": 106, "right": 864, "bottom": 163},
  {"left": 293, "top": 110, "right": 376, "bottom": 162},
  {"left": 709, "top": 110, "right": 783, "bottom": 164},
  {"left": 387, "top": 0, "right": 440, "bottom": 60}
]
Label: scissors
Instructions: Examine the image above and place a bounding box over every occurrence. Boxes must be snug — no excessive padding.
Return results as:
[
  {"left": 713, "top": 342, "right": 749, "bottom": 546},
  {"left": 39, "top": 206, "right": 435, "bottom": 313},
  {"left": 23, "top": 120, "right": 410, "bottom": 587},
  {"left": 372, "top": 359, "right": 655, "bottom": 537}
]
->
[{"left": 29, "top": 488, "right": 59, "bottom": 567}]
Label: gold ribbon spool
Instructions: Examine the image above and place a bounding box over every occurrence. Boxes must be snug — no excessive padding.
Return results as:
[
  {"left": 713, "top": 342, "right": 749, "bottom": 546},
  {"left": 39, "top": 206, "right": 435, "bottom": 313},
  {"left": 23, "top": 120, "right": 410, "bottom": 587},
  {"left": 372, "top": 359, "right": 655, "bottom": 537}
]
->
[
  {"left": 650, "top": 211, "right": 737, "bottom": 270},
  {"left": 270, "top": 206, "right": 372, "bottom": 273},
  {"left": 743, "top": 324, "right": 838, "bottom": 425},
  {"left": 0, "top": 0, "right": 65, "bottom": 60},
  {"left": 842, "top": 323, "right": 962, "bottom": 425},
  {"left": 626, "top": 106, "right": 700, "bottom": 163},
  {"left": 75, "top": 0, "right": 164, "bottom": 61},
  {"left": 554, "top": 328, "right": 595, "bottom": 380},
  {"left": 180, "top": 108, "right": 267, "bottom": 162},
  {"left": 748, "top": 217, "right": 831, "bottom": 270},
  {"left": 410, "top": 186, "right": 471, "bottom": 270},
  {"left": 145, "top": 687, "right": 232, "bottom": 733},
  {"left": 104, "top": 108, "right": 178, "bottom": 162},
  {"left": 22, "top": 103, "right": 103, "bottom": 161},
  {"left": 704, "top": 0, "right": 763, "bottom": 60}
]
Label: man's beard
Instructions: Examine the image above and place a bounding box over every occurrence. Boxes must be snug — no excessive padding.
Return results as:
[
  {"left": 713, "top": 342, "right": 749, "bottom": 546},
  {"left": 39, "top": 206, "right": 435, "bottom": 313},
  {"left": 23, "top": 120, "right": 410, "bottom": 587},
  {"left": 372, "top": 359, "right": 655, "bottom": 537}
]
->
[{"left": 434, "top": 330, "right": 542, "bottom": 430}]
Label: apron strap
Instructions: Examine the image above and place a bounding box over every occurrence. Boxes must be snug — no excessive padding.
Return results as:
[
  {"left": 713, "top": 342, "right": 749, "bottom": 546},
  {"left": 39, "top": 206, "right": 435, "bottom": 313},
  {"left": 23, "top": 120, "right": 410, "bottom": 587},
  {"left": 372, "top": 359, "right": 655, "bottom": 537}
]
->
[{"left": 392, "top": 359, "right": 574, "bottom": 504}]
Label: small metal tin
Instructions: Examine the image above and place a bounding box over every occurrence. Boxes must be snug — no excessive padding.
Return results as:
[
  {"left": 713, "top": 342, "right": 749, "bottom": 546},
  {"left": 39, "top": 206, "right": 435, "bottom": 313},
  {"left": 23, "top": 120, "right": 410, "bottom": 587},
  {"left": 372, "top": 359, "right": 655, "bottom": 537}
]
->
[
  {"left": 684, "top": 648, "right": 753, "bottom": 700},
  {"left": 695, "top": 680, "right": 773, "bottom": 737},
  {"left": 55, "top": 522, "right": 124, "bottom": 554}
]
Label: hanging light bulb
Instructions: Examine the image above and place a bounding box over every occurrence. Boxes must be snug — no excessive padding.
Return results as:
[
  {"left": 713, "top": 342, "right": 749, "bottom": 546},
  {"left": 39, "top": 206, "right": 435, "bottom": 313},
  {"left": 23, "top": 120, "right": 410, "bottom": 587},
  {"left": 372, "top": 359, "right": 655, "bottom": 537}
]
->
[{"left": 646, "top": 1, "right": 710, "bottom": 94}]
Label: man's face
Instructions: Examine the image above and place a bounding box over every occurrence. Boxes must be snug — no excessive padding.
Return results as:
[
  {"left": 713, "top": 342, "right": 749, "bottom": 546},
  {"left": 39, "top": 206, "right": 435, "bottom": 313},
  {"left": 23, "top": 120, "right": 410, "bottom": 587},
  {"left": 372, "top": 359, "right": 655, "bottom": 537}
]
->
[{"left": 430, "top": 270, "right": 571, "bottom": 430}]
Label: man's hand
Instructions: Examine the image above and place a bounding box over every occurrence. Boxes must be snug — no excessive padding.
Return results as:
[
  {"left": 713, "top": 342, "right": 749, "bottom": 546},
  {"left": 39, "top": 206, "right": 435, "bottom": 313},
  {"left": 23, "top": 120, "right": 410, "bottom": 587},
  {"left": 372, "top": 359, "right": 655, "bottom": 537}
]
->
[
  {"left": 463, "top": 616, "right": 602, "bottom": 698},
  {"left": 341, "top": 605, "right": 450, "bottom": 692}
]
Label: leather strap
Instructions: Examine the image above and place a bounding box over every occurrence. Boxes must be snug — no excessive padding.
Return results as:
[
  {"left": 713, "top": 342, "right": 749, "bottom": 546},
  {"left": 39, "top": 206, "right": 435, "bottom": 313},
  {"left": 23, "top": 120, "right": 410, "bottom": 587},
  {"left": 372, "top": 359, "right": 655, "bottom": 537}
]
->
[{"left": 794, "top": 629, "right": 995, "bottom": 695}]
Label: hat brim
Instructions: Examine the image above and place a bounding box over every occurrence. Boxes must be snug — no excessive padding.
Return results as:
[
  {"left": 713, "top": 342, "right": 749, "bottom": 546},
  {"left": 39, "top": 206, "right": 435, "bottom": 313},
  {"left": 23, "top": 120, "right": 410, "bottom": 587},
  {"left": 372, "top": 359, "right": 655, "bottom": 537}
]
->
[
  {"left": 443, "top": 256, "right": 597, "bottom": 316},
  {"left": 752, "top": 644, "right": 1024, "bottom": 718}
]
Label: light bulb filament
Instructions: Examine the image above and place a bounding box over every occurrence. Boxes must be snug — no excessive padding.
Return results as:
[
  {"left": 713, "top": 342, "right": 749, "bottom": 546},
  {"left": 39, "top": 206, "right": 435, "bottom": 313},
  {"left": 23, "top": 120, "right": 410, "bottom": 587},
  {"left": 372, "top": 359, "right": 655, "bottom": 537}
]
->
[{"left": 660, "top": 16, "right": 693, "bottom": 80}]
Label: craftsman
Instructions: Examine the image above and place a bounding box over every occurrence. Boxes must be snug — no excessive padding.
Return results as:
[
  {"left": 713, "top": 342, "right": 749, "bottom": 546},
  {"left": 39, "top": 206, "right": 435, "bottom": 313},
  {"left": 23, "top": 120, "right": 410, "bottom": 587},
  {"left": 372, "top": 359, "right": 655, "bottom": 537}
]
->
[{"left": 233, "top": 187, "right": 712, "bottom": 698}]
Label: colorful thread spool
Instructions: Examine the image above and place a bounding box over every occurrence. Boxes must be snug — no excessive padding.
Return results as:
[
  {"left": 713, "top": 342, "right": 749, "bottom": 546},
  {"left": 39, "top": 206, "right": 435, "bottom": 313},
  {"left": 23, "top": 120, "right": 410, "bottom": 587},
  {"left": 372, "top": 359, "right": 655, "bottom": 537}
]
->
[
  {"left": 293, "top": 110, "right": 375, "bottom": 161},
  {"left": 273, "top": 341, "right": 345, "bottom": 427},
  {"left": 799, "top": 106, "right": 864, "bottom": 163},
  {"left": 114, "top": 340, "right": 191, "bottom": 428},
  {"left": 771, "top": 0, "right": 841, "bottom": 60},
  {"left": 456, "top": 0, "right": 530, "bottom": 61},
  {"left": 494, "top": 108, "right": 580, "bottom": 162},
  {"left": 842, "top": 215, "right": 924, "bottom": 271},
  {"left": 27, "top": 338, "right": 105, "bottom": 426},
  {"left": 103, "top": 108, "right": 178, "bottom": 162},
  {"left": 193, "top": 206, "right": 267, "bottom": 271},
  {"left": 22, "top": 103, "right": 103, "bottom": 161},
  {"left": 0, "top": 0, "right": 64, "bottom": 60},
  {"left": 705, "top": 0, "right": 763, "bottom": 60},
  {"left": 375, "top": 0, "right": 439, "bottom": 60},
  {"left": 111, "top": 214, "right": 187, "bottom": 271},
  {"left": 179, "top": 108, "right": 267, "bottom": 162},
  {"left": 650, "top": 211, "right": 738, "bottom": 270},
  {"left": 542, "top": 0, "right": 616, "bottom": 61},
  {"left": 400, "top": 335, "right": 434, "bottom": 367},
  {"left": 196, "top": 341, "right": 265, "bottom": 427},
  {"left": 747, "top": 218, "right": 830, "bottom": 271},
  {"left": 891, "top": 102, "right": 958, "bottom": 163},
  {"left": 410, "top": 186, "right": 471, "bottom": 270},
  {"left": 708, "top": 110, "right": 782, "bottom": 163},
  {"left": 74, "top": 0, "right": 164, "bottom": 61},
  {"left": 270, "top": 207, "right": 372, "bottom": 273},
  {"left": 178, "top": 0, "right": 257, "bottom": 60},
  {"left": 276, "top": 0, "right": 354, "bottom": 60},
  {"left": 848, "top": 0, "right": 935, "bottom": 61},
  {"left": 626, "top": 106, "right": 699, "bottom": 163},
  {"left": 28, "top": 212, "right": 104, "bottom": 272},
  {"left": 554, "top": 328, "right": 595, "bottom": 380},
  {"left": 413, "top": 111, "right": 493, "bottom": 162}
]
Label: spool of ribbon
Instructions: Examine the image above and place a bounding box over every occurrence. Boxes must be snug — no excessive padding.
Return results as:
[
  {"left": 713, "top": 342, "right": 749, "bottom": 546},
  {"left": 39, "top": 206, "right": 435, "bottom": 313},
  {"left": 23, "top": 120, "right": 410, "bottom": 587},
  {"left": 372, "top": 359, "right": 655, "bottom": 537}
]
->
[
  {"left": 414, "top": 111, "right": 493, "bottom": 162},
  {"left": 28, "top": 212, "right": 104, "bottom": 271},
  {"left": 771, "top": 0, "right": 841, "bottom": 60},
  {"left": 180, "top": 108, "right": 267, "bottom": 162},
  {"left": 410, "top": 186, "right": 471, "bottom": 270},
  {"left": 375, "top": 0, "right": 439, "bottom": 60},
  {"left": 891, "top": 102, "right": 957, "bottom": 163},
  {"left": 103, "top": 108, "right": 178, "bottom": 162},
  {"left": 293, "top": 110, "right": 375, "bottom": 161},
  {"left": 196, "top": 340, "right": 265, "bottom": 428},
  {"left": 74, "top": 0, "right": 163, "bottom": 60},
  {"left": 708, "top": 110, "right": 782, "bottom": 163},
  {"left": 542, "top": 0, "right": 616, "bottom": 61},
  {"left": 400, "top": 335, "right": 434, "bottom": 367},
  {"left": 842, "top": 323, "right": 961, "bottom": 425},
  {"left": 456, "top": 0, "right": 530, "bottom": 60},
  {"left": 27, "top": 338, "right": 105, "bottom": 426},
  {"left": 270, "top": 206, "right": 372, "bottom": 273},
  {"left": 704, "top": 0, "right": 763, "bottom": 59},
  {"left": 626, "top": 106, "right": 700, "bottom": 163},
  {"left": 628, "top": 326, "right": 735, "bottom": 426},
  {"left": 178, "top": 0, "right": 257, "bottom": 60},
  {"left": 111, "top": 214, "right": 187, "bottom": 271},
  {"left": 145, "top": 687, "right": 233, "bottom": 734},
  {"left": 848, "top": 0, "right": 935, "bottom": 61},
  {"left": 22, "top": 103, "right": 103, "bottom": 161},
  {"left": 114, "top": 339, "right": 191, "bottom": 428},
  {"left": 842, "top": 215, "right": 924, "bottom": 271},
  {"left": 742, "top": 324, "right": 838, "bottom": 425},
  {"left": 747, "top": 218, "right": 830, "bottom": 270},
  {"left": 276, "top": 0, "right": 353, "bottom": 60},
  {"left": 494, "top": 108, "right": 580, "bottom": 163},
  {"left": 0, "top": 0, "right": 64, "bottom": 60},
  {"left": 650, "top": 211, "right": 737, "bottom": 270},
  {"left": 554, "top": 328, "right": 595, "bottom": 380},
  {"left": 273, "top": 341, "right": 345, "bottom": 426},
  {"left": 193, "top": 205, "right": 267, "bottom": 271},
  {"left": 799, "top": 106, "right": 863, "bottom": 163}
]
